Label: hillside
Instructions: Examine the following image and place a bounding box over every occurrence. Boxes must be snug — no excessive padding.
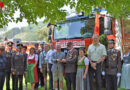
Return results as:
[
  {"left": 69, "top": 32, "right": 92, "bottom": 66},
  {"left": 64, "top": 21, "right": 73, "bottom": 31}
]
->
[{"left": 1, "top": 22, "right": 48, "bottom": 42}]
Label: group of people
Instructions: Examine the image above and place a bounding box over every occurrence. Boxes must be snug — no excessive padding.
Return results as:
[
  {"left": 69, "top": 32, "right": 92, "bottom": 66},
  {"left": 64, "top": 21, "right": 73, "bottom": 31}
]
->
[{"left": 0, "top": 34, "right": 129, "bottom": 90}]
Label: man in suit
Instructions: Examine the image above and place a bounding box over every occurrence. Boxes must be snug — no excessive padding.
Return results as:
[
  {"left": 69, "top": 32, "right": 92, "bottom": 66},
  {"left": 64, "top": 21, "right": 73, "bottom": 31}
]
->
[
  {"left": 62, "top": 42, "right": 78, "bottom": 90},
  {"left": 5, "top": 41, "right": 15, "bottom": 90},
  {"left": 11, "top": 44, "right": 26, "bottom": 90},
  {"left": 22, "top": 46, "right": 28, "bottom": 90},
  {"left": 102, "top": 39, "right": 122, "bottom": 90}
]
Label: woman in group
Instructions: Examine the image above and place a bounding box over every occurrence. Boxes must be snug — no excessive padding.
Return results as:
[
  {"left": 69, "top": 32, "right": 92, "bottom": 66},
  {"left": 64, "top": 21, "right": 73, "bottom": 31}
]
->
[
  {"left": 76, "top": 47, "right": 90, "bottom": 90},
  {"left": 120, "top": 45, "right": 130, "bottom": 90},
  {"left": 26, "top": 47, "right": 38, "bottom": 90}
]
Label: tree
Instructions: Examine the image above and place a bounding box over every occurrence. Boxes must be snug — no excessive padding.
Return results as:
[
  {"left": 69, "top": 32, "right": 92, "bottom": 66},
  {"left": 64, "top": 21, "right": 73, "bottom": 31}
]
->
[
  {"left": 0, "top": 0, "right": 130, "bottom": 28},
  {"left": 124, "top": 19, "right": 130, "bottom": 34},
  {"left": 36, "top": 26, "right": 48, "bottom": 42}
]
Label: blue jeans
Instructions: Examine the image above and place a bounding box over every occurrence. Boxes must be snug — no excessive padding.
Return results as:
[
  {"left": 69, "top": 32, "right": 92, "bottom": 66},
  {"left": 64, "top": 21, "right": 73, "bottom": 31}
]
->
[
  {"left": 0, "top": 72, "right": 5, "bottom": 90},
  {"left": 49, "top": 63, "right": 53, "bottom": 90}
]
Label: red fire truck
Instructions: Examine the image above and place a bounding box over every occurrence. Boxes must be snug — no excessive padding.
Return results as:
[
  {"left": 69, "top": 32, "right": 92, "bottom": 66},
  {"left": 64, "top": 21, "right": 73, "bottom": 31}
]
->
[{"left": 48, "top": 10, "right": 122, "bottom": 52}]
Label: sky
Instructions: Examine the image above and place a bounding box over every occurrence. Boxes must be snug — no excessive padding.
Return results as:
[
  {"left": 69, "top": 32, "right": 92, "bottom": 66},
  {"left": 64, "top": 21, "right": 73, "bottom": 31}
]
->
[{"left": 7, "top": 9, "right": 28, "bottom": 30}]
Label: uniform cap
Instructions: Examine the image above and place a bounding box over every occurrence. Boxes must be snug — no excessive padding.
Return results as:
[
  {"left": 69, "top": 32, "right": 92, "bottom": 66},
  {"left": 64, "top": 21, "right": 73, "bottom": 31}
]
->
[
  {"left": 7, "top": 41, "right": 14, "bottom": 46},
  {"left": 17, "top": 43, "right": 23, "bottom": 48},
  {"left": 108, "top": 39, "right": 115, "bottom": 44}
]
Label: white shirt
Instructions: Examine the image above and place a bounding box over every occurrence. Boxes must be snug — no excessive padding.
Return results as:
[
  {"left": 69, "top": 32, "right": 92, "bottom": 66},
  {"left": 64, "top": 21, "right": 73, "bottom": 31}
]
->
[
  {"left": 27, "top": 54, "right": 38, "bottom": 61},
  {"left": 46, "top": 49, "right": 56, "bottom": 64},
  {"left": 79, "top": 56, "right": 89, "bottom": 65}
]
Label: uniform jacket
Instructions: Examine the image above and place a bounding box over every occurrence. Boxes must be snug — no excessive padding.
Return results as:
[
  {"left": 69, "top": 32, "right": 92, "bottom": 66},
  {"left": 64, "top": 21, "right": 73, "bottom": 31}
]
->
[
  {"left": 23, "top": 53, "right": 28, "bottom": 71},
  {"left": 65, "top": 48, "right": 78, "bottom": 73},
  {"left": 11, "top": 52, "right": 26, "bottom": 75},
  {"left": 102, "top": 48, "right": 122, "bottom": 75},
  {"left": 5, "top": 50, "right": 15, "bottom": 72},
  {"left": 0, "top": 55, "right": 7, "bottom": 72}
]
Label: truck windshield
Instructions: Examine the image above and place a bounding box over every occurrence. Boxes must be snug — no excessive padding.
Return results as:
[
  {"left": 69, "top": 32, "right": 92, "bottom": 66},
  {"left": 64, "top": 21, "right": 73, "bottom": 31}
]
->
[{"left": 54, "top": 18, "right": 95, "bottom": 40}]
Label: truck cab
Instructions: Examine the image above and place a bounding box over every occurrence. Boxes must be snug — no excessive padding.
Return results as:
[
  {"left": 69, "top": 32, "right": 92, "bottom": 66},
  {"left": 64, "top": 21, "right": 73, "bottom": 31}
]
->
[{"left": 48, "top": 11, "right": 116, "bottom": 52}]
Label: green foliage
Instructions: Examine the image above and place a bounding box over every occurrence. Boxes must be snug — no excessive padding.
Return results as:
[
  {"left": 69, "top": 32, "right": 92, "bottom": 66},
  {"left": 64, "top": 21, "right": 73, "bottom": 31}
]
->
[
  {"left": 36, "top": 26, "right": 48, "bottom": 42},
  {"left": 80, "top": 18, "right": 95, "bottom": 35},
  {"left": 0, "top": 0, "right": 130, "bottom": 28},
  {"left": 124, "top": 19, "right": 130, "bottom": 34},
  {"left": 99, "top": 34, "right": 108, "bottom": 49},
  {"left": 14, "top": 32, "right": 41, "bottom": 41}
]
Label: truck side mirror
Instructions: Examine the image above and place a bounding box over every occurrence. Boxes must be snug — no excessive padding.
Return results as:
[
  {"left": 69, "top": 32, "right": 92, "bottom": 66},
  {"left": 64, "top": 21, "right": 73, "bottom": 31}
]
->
[
  {"left": 104, "top": 16, "right": 112, "bottom": 35},
  {"left": 49, "top": 28, "right": 52, "bottom": 35},
  {"left": 48, "top": 35, "right": 51, "bottom": 40},
  {"left": 104, "top": 29, "right": 111, "bottom": 35}
]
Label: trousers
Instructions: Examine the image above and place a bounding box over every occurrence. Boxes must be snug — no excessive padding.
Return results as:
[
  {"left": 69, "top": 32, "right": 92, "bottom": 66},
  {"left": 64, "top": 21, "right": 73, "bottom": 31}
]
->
[{"left": 65, "top": 72, "right": 76, "bottom": 90}]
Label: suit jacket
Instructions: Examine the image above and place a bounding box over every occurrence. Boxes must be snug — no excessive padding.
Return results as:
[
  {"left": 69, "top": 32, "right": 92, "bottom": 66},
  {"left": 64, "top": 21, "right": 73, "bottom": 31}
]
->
[
  {"left": 51, "top": 51, "right": 65, "bottom": 73},
  {"left": 102, "top": 48, "right": 122, "bottom": 75},
  {"left": 0, "top": 55, "right": 7, "bottom": 72},
  {"left": 65, "top": 48, "right": 78, "bottom": 73},
  {"left": 23, "top": 53, "right": 28, "bottom": 71},
  {"left": 11, "top": 52, "right": 26, "bottom": 75},
  {"left": 5, "top": 50, "right": 15, "bottom": 72}
]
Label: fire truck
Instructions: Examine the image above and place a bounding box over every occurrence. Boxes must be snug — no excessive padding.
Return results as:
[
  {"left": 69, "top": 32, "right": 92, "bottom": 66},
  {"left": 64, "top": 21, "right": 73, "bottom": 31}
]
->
[{"left": 48, "top": 9, "right": 123, "bottom": 52}]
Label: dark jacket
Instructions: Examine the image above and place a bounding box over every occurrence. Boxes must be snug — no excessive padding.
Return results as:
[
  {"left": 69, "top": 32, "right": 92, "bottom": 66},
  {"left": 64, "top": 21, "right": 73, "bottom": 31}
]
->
[
  {"left": 5, "top": 51, "right": 15, "bottom": 72},
  {"left": 65, "top": 49, "right": 78, "bottom": 73},
  {"left": 102, "top": 48, "right": 122, "bottom": 75},
  {"left": 11, "top": 52, "right": 26, "bottom": 75},
  {"left": 0, "top": 55, "right": 7, "bottom": 72},
  {"left": 23, "top": 53, "right": 28, "bottom": 72}
]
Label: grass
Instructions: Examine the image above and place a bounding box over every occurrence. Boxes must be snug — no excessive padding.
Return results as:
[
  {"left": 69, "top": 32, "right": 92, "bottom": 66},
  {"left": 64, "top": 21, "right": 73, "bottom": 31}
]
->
[
  {"left": 3, "top": 76, "right": 67, "bottom": 90},
  {"left": 3, "top": 76, "right": 126, "bottom": 90}
]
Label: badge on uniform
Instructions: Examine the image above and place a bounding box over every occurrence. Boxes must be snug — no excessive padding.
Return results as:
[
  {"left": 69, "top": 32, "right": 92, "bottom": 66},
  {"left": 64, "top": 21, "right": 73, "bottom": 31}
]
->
[
  {"left": 112, "top": 53, "right": 117, "bottom": 61},
  {"left": 69, "top": 54, "right": 72, "bottom": 59}
]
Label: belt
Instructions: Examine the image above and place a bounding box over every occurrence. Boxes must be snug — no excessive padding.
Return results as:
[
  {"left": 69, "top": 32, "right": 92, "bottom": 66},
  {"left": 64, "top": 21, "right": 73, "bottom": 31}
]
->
[
  {"left": 105, "top": 66, "right": 117, "bottom": 69},
  {"left": 91, "top": 61, "right": 101, "bottom": 64},
  {"left": 92, "top": 61, "right": 97, "bottom": 63}
]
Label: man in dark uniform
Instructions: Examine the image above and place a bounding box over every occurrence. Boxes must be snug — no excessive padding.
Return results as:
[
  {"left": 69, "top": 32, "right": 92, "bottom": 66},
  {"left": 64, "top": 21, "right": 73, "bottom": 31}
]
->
[
  {"left": 11, "top": 44, "right": 26, "bottom": 90},
  {"left": 5, "top": 41, "right": 15, "bottom": 90},
  {"left": 102, "top": 39, "right": 122, "bottom": 90},
  {"left": 0, "top": 46, "right": 7, "bottom": 90},
  {"left": 62, "top": 42, "right": 78, "bottom": 90},
  {"left": 34, "top": 43, "right": 44, "bottom": 90},
  {"left": 22, "top": 46, "right": 28, "bottom": 90}
]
